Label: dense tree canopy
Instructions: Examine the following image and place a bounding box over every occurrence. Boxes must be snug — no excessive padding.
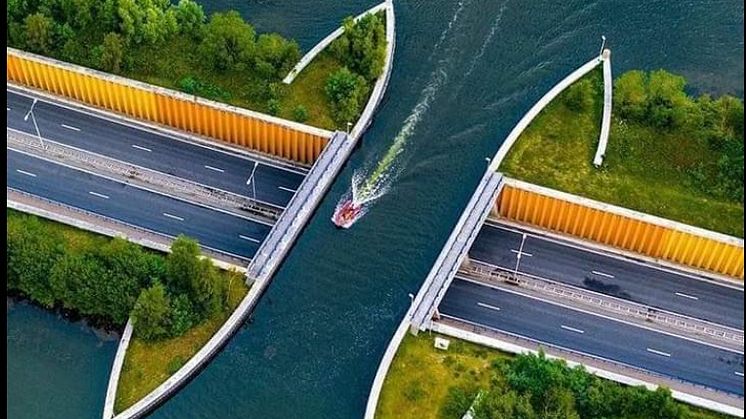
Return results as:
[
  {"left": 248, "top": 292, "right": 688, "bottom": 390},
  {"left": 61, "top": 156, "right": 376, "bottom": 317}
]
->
[
  {"left": 325, "top": 67, "right": 370, "bottom": 126},
  {"left": 7, "top": 213, "right": 233, "bottom": 342},
  {"left": 331, "top": 13, "right": 386, "bottom": 81}
]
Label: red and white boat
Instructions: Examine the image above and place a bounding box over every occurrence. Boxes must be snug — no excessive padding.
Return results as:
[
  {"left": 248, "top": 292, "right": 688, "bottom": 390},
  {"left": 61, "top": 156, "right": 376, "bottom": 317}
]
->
[{"left": 331, "top": 199, "right": 362, "bottom": 229}]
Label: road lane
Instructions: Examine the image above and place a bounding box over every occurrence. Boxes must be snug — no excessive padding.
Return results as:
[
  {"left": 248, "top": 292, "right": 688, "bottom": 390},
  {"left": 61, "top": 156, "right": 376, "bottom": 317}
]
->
[
  {"left": 7, "top": 89, "right": 306, "bottom": 208},
  {"left": 7, "top": 149, "right": 270, "bottom": 259},
  {"left": 440, "top": 278, "right": 745, "bottom": 396},
  {"left": 470, "top": 223, "right": 744, "bottom": 329}
]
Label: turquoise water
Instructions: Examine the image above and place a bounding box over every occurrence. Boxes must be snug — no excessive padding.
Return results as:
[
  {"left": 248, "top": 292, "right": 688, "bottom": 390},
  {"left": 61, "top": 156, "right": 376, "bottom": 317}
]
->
[{"left": 7, "top": 1, "right": 743, "bottom": 418}]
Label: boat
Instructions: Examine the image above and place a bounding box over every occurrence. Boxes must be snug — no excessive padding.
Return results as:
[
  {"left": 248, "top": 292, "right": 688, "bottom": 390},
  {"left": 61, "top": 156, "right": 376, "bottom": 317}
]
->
[{"left": 332, "top": 199, "right": 362, "bottom": 229}]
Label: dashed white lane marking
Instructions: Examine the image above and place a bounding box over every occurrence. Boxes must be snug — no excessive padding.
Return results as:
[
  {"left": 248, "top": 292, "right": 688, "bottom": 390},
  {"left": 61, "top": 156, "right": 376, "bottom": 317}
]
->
[
  {"left": 560, "top": 325, "right": 585, "bottom": 334},
  {"left": 591, "top": 270, "right": 615, "bottom": 279},
  {"left": 61, "top": 124, "right": 81, "bottom": 131},
  {"left": 16, "top": 169, "right": 37, "bottom": 177},
  {"left": 163, "top": 213, "right": 184, "bottom": 221},
  {"left": 675, "top": 292, "right": 699, "bottom": 301},
  {"left": 736, "top": 371, "right": 744, "bottom": 377},
  {"left": 646, "top": 348, "right": 671, "bottom": 358},
  {"left": 477, "top": 302, "right": 501, "bottom": 312},
  {"left": 204, "top": 165, "right": 225, "bottom": 173},
  {"left": 132, "top": 144, "right": 152, "bottom": 152},
  {"left": 239, "top": 234, "right": 260, "bottom": 243},
  {"left": 89, "top": 191, "right": 110, "bottom": 199},
  {"left": 7, "top": 107, "right": 10, "bottom": 111},
  {"left": 510, "top": 249, "right": 533, "bottom": 257},
  {"left": 278, "top": 186, "right": 297, "bottom": 193}
]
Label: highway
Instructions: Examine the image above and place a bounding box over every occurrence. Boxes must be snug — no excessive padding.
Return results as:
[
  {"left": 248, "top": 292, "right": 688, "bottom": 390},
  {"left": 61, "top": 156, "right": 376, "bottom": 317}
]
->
[
  {"left": 470, "top": 223, "right": 744, "bottom": 329},
  {"left": 440, "top": 278, "right": 745, "bottom": 396},
  {"left": 6, "top": 89, "right": 305, "bottom": 208},
  {"left": 8, "top": 149, "right": 270, "bottom": 260}
]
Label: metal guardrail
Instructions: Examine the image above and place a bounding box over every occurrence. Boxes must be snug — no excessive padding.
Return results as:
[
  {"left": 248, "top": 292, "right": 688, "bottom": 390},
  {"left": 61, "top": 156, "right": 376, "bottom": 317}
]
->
[
  {"left": 8, "top": 129, "right": 282, "bottom": 223},
  {"left": 7, "top": 187, "right": 249, "bottom": 263},
  {"left": 460, "top": 260, "right": 744, "bottom": 348}
]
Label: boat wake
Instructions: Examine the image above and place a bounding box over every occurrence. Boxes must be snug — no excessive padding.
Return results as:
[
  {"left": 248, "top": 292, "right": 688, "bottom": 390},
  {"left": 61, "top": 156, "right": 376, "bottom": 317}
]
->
[{"left": 332, "top": 0, "right": 473, "bottom": 229}]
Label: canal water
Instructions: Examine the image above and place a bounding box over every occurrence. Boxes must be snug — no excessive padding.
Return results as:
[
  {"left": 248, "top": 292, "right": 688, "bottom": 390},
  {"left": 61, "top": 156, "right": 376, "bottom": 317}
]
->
[{"left": 7, "top": 1, "right": 743, "bottom": 418}]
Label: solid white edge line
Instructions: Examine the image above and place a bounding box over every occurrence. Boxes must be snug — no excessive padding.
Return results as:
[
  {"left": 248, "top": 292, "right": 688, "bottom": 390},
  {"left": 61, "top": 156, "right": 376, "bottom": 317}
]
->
[
  {"left": 646, "top": 348, "right": 672, "bottom": 357},
  {"left": 477, "top": 302, "right": 501, "bottom": 312},
  {"left": 61, "top": 123, "right": 81, "bottom": 131},
  {"left": 15, "top": 169, "right": 37, "bottom": 177},
  {"left": 88, "top": 191, "right": 110, "bottom": 199}
]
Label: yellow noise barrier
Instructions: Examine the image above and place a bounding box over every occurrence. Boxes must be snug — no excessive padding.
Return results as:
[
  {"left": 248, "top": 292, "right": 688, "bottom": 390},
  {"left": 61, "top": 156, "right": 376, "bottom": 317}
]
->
[
  {"left": 6, "top": 48, "right": 330, "bottom": 165},
  {"left": 496, "top": 180, "right": 744, "bottom": 280}
]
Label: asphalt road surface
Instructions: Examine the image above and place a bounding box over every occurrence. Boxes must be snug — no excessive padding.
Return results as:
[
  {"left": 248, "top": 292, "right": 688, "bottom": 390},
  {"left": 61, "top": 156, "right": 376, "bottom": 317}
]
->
[
  {"left": 441, "top": 278, "right": 745, "bottom": 396},
  {"left": 7, "top": 89, "right": 306, "bottom": 208},
  {"left": 470, "top": 223, "right": 744, "bottom": 329},
  {"left": 8, "top": 149, "right": 271, "bottom": 260}
]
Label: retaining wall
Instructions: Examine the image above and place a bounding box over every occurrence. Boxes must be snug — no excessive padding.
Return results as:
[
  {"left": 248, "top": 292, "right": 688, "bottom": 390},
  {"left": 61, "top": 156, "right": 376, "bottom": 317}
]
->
[
  {"left": 496, "top": 178, "right": 744, "bottom": 279},
  {"left": 6, "top": 48, "right": 331, "bottom": 165}
]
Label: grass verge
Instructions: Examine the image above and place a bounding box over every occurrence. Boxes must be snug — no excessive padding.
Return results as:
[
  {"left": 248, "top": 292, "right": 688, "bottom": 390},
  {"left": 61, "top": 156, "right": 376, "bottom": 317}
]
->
[
  {"left": 376, "top": 333, "right": 729, "bottom": 419},
  {"left": 499, "top": 69, "right": 744, "bottom": 237},
  {"left": 114, "top": 271, "right": 248, "bottom": 413}
]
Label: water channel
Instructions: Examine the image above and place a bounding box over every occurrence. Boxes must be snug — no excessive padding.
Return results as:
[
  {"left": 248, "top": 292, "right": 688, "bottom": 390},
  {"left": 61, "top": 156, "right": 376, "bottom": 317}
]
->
[{"left": 7, "top": 1, "right": 744, "bottom": 418}]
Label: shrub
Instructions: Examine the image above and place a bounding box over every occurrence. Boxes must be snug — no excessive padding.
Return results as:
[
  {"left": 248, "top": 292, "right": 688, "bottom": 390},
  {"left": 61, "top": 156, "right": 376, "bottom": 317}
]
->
[
  {"left": 292, "top": 105, "right": 309, "bottom": 123},
  {"left": 199, "top": 11, "right": 256, "bottom": 72},
  {"left": 131, "top": 282, "right": 172, "bottom": 341},
  {"left": 331, "top": 13, "right": 386, "bottom": 81},
  {"left": 325, "top": 67, "right": 369, "bottom": 126}
]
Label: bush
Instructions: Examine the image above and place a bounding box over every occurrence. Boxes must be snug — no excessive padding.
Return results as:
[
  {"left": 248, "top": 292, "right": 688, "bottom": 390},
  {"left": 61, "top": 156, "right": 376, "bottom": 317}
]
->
[
  {"left": 131, "top": 282, "right": 172, "bottom": 341},
  {"left": 199, "top": 11, "right": 256, "bottom": 72},
  {"left": 255, "top": 33, "right": 300, "bottom": 79},
  {"left": 331, "top": 13, "right": 386, "bottom": 81},
  {"left": 267, "top": 99, "right": 280, "bottom": 116},
  {"left": 24, "top": 13, "right": 56, "bottom": 54},
  {"left": 325, "top": 67, "right": 369, "bottom": 126},
  {"left": 440, "top": 386, "right": 478, "bottom": 419},
  {"left": 99, "top": 32, "right": 125, "bottom": 73},
  {"left": 292, "top": 105, "right": 309, "bottom": 123}
]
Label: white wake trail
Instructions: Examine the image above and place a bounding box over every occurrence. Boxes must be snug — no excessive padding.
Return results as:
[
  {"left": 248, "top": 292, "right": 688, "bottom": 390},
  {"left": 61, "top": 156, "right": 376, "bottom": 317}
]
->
[{"left": 464, "top": 0, "right": 509, "bottom": 78}]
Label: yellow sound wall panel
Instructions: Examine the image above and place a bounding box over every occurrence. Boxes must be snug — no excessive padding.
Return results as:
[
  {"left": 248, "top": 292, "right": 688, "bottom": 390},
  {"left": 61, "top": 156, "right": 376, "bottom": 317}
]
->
[
  {"left": 7, "top": 49, "right": 330, "bottom": 165},
  {"left": 497, "top": 181, "right": 744, "bottom": 280}
]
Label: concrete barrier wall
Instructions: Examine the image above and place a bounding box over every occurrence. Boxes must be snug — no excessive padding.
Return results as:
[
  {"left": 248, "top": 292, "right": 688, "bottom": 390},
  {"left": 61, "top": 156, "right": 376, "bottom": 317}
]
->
[
  {"left": 496, "top": 179, "right": 744, "bottom": 279},
  {"left": 6, "top": 48, "right": 331, "bottom": 165}
]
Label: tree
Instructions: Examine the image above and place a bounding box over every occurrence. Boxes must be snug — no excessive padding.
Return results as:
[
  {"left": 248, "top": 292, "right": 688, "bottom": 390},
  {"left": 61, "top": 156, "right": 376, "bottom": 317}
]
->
[
  {"left": 7, "top": 214, "right": 65, "bottom": 307},
  {"left": 99, "top": 32, "right": 124, "bottom": 73},
  {"left": 614, "top": 70, "right": 648, "bottom": 121},
  {"left": 200, "top": 11, "right": 256, "bottom": 72},
  {"left": 325, "top": 67, "right": 369, "bottom": 126},
  {"left": 24, "top": 13, "right": 56, "bottom": 54},
  {"left": 646, "top": 69, "right": 693, "bottom": 128},
  {"left": 472, "top": 390, "right": 536, "bottom": 419},
  {"left": 331, "top": 13, "right": 386, "bottom": 81},
  {"left": 173, "top": 0, "right": 205, "bottom": 36},
  {"left": 254, "top": 33, "right": 300, "bottom": 79},
  {"left": 131, "top": 282, "right": 172, "bottom": 341},
  {"left": 165, "top": 235, "right": 202, "bottom": 296},
  {"left": 117, "top": 0, "right": 177, "bottom": 45}
]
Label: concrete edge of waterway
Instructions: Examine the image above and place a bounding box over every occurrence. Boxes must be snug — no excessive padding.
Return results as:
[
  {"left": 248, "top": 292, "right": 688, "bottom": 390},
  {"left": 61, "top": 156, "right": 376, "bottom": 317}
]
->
[
  {"left": 431, "top": 320, "right": 745, "bottom": 418},
  {"left": 282, "top": 1, "right": 391, "bottom": 85}
]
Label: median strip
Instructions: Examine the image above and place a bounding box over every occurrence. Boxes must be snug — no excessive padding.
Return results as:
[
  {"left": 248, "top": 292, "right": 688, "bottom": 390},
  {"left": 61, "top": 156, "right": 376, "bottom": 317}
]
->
[
  {"left": 163, "top": 213, "right": 184, "bottom": 221},
  {"left": 646, "top": 348, "right": 672, "bottom": 358}
]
